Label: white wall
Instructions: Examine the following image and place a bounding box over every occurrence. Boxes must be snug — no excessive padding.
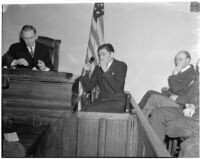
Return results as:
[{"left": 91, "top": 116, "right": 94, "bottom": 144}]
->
[{"left": 2, "top": 3, "right": 199, "bottom": 102}]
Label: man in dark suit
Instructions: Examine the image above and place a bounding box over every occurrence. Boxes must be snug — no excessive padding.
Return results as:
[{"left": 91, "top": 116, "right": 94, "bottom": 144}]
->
[
  {"left": 150, "top": 76, "right": 198, "bottom": 141},
  {"left": 141, "top": 51, "right": 197, "bottom": 117},
  {"left": 80, "top": 43, "right": 127, "bottom": 113},
  {"left": 150, "top": 76, "right": 199, "bottom": 157},
  {"left": 2, "top": 25, "right": 54, "bottom": 71}
]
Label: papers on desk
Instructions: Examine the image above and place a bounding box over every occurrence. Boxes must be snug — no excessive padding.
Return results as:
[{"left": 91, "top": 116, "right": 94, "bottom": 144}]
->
[
  {"left": 32, "top": 67, "right": 38, "bottom": 71},
  {"left": 4, "top": 132, "right": 19, "bottom": 142}
]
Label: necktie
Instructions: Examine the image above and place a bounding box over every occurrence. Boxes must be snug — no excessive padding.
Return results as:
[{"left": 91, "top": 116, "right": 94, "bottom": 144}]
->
[{"left": 30, "top": 47, "right": 34, "bottom": 57}]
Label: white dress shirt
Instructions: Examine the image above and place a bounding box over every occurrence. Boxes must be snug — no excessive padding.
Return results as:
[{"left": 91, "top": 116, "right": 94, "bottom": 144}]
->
[
  {"left": 181, "top": 65, "right": 191, "bottom": 73},
  {"left": 27, "top": 44, "right": 35, "bottom": 57}
]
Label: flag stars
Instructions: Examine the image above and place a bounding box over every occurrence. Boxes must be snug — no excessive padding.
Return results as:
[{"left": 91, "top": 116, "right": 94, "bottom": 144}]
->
[{"left": 93, "top": 3, "right": 104, "bottom": 22}]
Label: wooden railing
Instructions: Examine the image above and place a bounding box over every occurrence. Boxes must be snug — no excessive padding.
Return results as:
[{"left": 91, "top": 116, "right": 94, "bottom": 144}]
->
[{"left": 129, "top": 94, "right": 171, "bottom": 157}]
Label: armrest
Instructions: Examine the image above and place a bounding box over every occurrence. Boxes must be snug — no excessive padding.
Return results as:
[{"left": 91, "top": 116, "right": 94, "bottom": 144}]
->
[{"left": 124, "top": 91, "right": 132, "bottom": 113}]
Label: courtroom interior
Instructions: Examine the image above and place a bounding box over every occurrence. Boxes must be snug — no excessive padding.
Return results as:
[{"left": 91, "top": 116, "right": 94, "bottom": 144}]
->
[{"left": 1, "top": 1, "right": 200, "bottom": 158}]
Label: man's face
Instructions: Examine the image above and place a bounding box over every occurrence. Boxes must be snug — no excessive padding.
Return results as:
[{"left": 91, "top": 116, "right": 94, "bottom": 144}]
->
[
  {"left": 98, "top": 48, "right": 112, "bottom": 65},
  {"left": 174, "top": 52, "right": 190, "bottom": 68},
  {"left": 22, "top": 30, "right": 37, "bottom": 47}
]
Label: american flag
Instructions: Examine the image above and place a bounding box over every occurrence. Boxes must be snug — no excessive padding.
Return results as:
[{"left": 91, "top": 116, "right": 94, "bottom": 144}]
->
[
  {"left": 78, "top": 3, "right": 104, "bottom": 110},
  {"left": 85, "top": 3, "right": 104, "bottom": 66}
]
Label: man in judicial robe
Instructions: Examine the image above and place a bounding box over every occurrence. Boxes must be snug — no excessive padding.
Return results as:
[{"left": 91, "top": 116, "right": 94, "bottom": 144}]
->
[
  {"left": 2, "top": 25, "right": 54, "bottom": 71},
  {"left": 80, "top": 43, "right": 127, "bottom": 113},
  {"left": 140, "top": 51, "right": 197, "bottom": 117}
]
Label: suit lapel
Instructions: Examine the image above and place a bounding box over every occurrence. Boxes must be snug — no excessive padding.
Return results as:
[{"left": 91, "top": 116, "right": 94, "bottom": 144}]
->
[{"left": 33, "top": 43, "right": 39, "bottom": 58}]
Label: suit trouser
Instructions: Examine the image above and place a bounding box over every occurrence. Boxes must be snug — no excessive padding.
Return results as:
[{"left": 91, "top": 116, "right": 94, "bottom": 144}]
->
[
  {"left": 138, "top": 90, "right": 164, "bottom": 109},
  {"left": 150, "top": 107, "right": 199, "bottom": 142},
  {"left": 179, "top": 136, "right": 199, "bottom": 157},
  {"left": 85, "top": 97, "right": 126, "bottom": 113},
  {"left": 142, "top": 94, "right": 180, "bottom": 117}
]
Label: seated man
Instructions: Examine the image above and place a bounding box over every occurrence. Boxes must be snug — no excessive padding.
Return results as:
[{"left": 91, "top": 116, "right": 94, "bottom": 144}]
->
[
  {"left": 140, "top": 50, "right": 197, "bottom": 117},
  {"left": 150, "top": 77, "right": 199, "bottom": 157},
  {"left": 2, "top": 25, "right": 54, "bottom": 71},
  {"left": 80, "top": 43, "right": 127, "bottom": 113}
]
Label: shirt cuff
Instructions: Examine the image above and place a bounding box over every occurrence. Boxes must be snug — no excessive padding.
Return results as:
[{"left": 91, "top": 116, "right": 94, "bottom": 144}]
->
[
  {"left": 11, "top": 60, "right": 17, "bottom": 67},
  {"left": 44, "top": 67, "right": 50, "bottom": 71}
]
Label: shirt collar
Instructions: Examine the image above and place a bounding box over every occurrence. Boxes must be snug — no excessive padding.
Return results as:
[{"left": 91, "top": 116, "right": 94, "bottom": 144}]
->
[
  {"left": 181, "top": 65, "right": 191, "bottom": 73},
  {"left": 107, "top": 59, "right": 113, "bottom": 69},
  {"left": 27, "top": 43, "right": 36, "bottom": 52}
]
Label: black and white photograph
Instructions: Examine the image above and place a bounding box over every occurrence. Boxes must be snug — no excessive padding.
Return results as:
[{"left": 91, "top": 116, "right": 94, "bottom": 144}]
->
[{"left": 1, "top": 0, "right": 200, "bottom": 158}]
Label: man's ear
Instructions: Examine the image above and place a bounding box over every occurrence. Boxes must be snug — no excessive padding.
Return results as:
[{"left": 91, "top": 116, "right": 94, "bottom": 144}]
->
[
  {"left": 186, "top": 58, "right": 190, "bottom": 64},
  {"left": 110, "top": 52, "right": 114, "bottom": 58},
  {"left": 35, "top": 34, "right": 38, "bottom": 41}
]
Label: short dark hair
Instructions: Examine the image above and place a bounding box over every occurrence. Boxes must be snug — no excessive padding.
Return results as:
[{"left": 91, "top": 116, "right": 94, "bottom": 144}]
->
[
  {"left": 20, "top": 25, "right": 37, "bottom": 37},
  {"left": 97, "top": 43, "right": 114, "bottom": 53}
]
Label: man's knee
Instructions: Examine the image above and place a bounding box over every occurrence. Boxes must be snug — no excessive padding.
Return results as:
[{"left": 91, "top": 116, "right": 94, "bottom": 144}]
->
[
  {"left": 150, "top": 107, "right": 164, "bottom": 120},
  {"left": 148, "top": 94, "right": 162, "bottom": 102},
  {"left": 145, "top": 90, "right": 157, "bottom": 96},
  {"left": 167, "top": 118, "right": 196, "bottom": 138}
]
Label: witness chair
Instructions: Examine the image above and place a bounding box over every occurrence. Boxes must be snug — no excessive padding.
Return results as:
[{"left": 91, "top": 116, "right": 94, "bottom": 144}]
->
[
  {"left": 165, "top": 136, "right": 184, "bottom": 157},
  {"left": 77, "top": 89, "right": 131, "bottom": 113},
  {"left": 36, "top": 36, "right": 61, "bottom": 71}
]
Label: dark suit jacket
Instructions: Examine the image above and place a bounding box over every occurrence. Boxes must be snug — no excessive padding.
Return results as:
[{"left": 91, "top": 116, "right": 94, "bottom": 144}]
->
[
  {"left": 2, "top": 42, "right": 54, "bottom": 70},
  {"left": 181, "top": 76, "right": 199, "bottom": 110},
  {"left": 81, "top": 59, "right": 127, "bottom": 101},
  {"left": 168, "top": 65, "right": 198, "bottom": 105}
]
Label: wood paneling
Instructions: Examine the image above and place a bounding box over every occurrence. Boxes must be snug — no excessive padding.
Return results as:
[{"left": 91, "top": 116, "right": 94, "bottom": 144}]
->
[
  {"left": 77, "top": 112, "right": 138, "bottom": 157},
  {"left": 2, "top": 68, "right": 76, "bottom": 117},
  {"left": 97, "top": 118, "right": 106, "bottom": 156},
  {"left": 105, "top": 119, "right": 127, "bottom": 157},
  {"left": 62, "top": 113, "right": 78, "bottom": 157},
  {"left": 77, "top": 118, "right": 99, "bottom": 157}
]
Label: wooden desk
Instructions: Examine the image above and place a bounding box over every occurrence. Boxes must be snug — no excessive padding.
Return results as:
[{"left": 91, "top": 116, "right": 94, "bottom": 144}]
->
[
  {"left": 2, "top": 68, "right": 78, "bottom": 157},
  {"left": 3, "top": 123, "right": 49, "bottom": 157},
  {"left": 2, "top": 68, "right": 77, "bottom": 117}
]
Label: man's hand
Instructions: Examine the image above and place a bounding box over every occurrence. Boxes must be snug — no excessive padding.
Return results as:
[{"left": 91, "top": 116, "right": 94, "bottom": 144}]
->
[
  {"left": 82, "top": 63, "right": 92, "bottom": 76},
  {"left": 170, "top": 94, "right": 178, "bottom": 101},
  {"left": 12, "top": 58, "right": 28, "bottom": 67},
  {"left": 83, "top": 63, "right": 91, "bottom": 72},
  {"left": 183, "top": 104, "right": 195, "bottom": 117},
  {"left": 38, "top": 60, "right": 49, "bottom": 71},
  {"left": 100, "top": 60, "right": 109, "bottom": 72},
  {"left": 172, "top": 65, "right": 182, "bottom": 75}
]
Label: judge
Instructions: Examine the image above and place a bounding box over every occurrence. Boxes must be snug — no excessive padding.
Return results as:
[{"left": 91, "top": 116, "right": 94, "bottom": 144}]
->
[
  {"left": 2, "top": 25, "right": 54, "bottom": 71},
  {"left": 80, "top": 43, "right": 127, "bottom": 113}
]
